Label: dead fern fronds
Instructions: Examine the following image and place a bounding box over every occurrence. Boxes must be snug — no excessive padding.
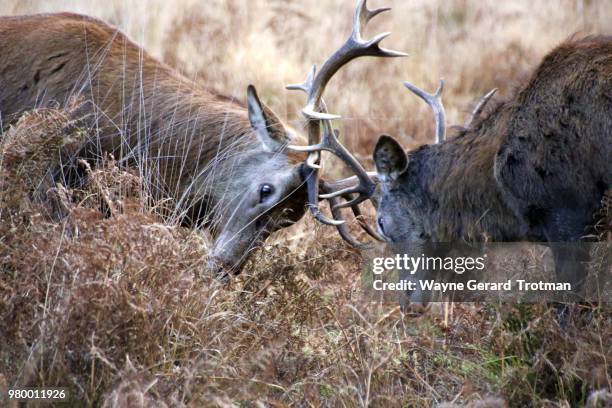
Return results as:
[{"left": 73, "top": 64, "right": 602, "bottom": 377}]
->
[{"left": 0, "top": 98, "right": 90, "bottom": 220}]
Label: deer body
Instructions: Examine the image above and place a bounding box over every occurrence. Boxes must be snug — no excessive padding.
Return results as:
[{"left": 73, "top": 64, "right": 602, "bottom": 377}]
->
[
  {"left": 373, "top": 37, "right": 612, "bottom": 295},
  {"left": 0, "top": 2, "right": 407, "bottom": 275},
  {"left": 0, "top": 12, "right": 310, "bottom": 275}
]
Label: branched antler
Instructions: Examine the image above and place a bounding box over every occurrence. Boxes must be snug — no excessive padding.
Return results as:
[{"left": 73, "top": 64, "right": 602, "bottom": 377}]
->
[{"left": 286, "top": 0, "right": 405, "bottom": 244}]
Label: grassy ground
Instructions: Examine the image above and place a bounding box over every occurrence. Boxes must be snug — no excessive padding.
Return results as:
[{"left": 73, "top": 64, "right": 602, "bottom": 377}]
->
[{"left": 0, "top": 1, "right": 611, "bottom": 406}]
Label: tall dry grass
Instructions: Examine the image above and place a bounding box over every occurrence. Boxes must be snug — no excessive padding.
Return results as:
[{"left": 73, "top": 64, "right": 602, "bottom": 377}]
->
[{"left": 0, "top": 0, "right": 611, "bottom": 406}]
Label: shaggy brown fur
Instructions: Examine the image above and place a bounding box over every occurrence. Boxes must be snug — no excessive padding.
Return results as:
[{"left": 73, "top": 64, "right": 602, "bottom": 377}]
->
[
  {"left": 374, "top": 36, "right": 612, "bottom": 294},
  {"left": 0, "top": 12, "right": 304, "bottom": 180}
]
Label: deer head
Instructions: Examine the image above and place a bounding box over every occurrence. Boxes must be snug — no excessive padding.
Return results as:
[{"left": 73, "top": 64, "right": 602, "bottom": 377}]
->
[{"left": 207, "top": 0, "right": 406, "bottom": 277}]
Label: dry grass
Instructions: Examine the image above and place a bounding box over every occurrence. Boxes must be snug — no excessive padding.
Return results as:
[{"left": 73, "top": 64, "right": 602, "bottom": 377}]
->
[
  {"left": 0, "top": 0, "right": 611, "bottom": 406},
  {"left": 0, "top": 84, "right": 610, "bottom": 408}
]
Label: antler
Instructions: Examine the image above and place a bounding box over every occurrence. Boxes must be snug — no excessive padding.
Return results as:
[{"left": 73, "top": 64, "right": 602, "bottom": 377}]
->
[
  {"left": 321, "top": 174, "right": 386, "bottom": 243},
  {"left": 463, "top": 88, "right": 497, "bottom": 128},
  {"left": 287, "top": 0, "right": 405, "bottom": 244},
  {"left": 403, "top": 79, "right": 446, "bottom": 144},
  {"left": 323, "top": 186, "right": 385, "bottom": 247}
]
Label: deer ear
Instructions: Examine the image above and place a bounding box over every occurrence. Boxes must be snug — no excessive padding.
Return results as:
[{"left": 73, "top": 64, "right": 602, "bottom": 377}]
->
[
  {"left": 374, "top": 134, "right": 408, "bottom": 182},
  {"left": 246, "top": 85, "right": 289, "bottom": 152}
]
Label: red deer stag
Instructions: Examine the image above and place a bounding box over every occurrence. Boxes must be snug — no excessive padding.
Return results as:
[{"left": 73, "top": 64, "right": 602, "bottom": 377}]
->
[
  {"left": 0, "top": 1, "right": 405, "bottom": 277},
  {"left": 317, "top": 36, "right": 612, "bottom": 302}
]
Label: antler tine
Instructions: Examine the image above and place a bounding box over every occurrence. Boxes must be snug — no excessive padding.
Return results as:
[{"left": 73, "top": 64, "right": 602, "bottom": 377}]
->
[
  {"left": 348, "top": 199, "right": 386, "bottom": 242},
  {"left": 303, "top": 165, "right": 344, "bottom": 226},
  {"left": 463, "top": 88, "right": 497, "bottom": 128},
  {"left": 320, "top": 186, "right": 385, "bottom": 244},
  {"left": 319, "top": 172, "right": 378, "bottom": 199},
  {"left": 305, "top": 152, "right": 321, "bottom": 169},
  {"left": 356, "top": 2, "right": 390, "bottom": 28},
  {"left": 286, "top": 65, "right": 316, "bottom": 95},
  {"left": 327, "top": 195, "right": 371, "bottom": 248},
  {"left": 404, "top": 79, "right": 446, "bottom": 144}
]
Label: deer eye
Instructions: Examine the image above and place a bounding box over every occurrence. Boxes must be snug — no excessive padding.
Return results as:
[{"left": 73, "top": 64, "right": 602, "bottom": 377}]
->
[{"left": 259, "top": 183, "right": 274, "bottom": 203}]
